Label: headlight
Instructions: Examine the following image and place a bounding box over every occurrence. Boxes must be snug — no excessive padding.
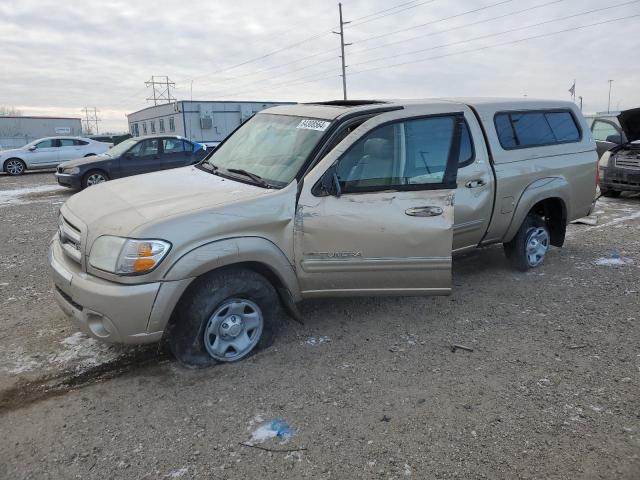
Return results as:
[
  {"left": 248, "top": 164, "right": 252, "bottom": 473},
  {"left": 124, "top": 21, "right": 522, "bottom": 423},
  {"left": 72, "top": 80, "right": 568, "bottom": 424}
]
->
[
  {"left": 89, "top": 236, "right": 171, "bottom": 275},
  {"left": 63, "top": 167, "right": 80, "bottom": 174}
]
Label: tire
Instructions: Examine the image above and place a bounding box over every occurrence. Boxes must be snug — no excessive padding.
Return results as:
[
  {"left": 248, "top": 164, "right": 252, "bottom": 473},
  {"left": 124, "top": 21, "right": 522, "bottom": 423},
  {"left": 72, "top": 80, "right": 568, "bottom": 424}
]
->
[
  {"left": 600, "top": 188, "right": 621, "bottom": 198},
  {"left": 82, "top": 170, "right": 109, "bottom": 188},
  {"left": 3, "top": 158, "right": 26, "bottom": 176},
  {"left": 168, "top": 267, "right": 281, "bottom": 368},
  {"left": 503, "top": 214, "right": 550, "bottom": 271}
]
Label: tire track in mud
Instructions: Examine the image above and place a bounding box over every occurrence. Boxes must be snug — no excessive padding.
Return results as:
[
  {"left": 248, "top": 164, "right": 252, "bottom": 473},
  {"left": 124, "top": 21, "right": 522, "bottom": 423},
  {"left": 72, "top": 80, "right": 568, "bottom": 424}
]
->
[{"left": 0, "top": 346, "right": 169, "bottom": 414}]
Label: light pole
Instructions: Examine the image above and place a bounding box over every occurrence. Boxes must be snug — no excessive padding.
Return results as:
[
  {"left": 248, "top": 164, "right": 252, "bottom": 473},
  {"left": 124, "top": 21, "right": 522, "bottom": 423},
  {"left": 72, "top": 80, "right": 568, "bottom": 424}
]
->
[{"left": 607, "top": 80, "right": 613, "bottom": 113}]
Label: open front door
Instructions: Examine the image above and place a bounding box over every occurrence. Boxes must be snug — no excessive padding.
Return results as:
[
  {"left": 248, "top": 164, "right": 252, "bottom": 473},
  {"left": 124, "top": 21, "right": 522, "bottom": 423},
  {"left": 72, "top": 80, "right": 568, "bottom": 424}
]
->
[{"left": 295, "top": 107, "right": 463, "bottom": 298}]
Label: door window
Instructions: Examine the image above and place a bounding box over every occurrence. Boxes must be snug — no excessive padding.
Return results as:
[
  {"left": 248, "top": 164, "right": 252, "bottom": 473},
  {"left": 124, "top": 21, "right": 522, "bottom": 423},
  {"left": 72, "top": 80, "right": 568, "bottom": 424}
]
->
[
  {"left": 335, "top": 116, "right": 462, "bottom": 192},
  {"left": 129, "top": 139, "right": 159, "bottom": 157},
  {"left": 59, "top": 139, "right": 75, "bottom": 146},
  {"left": 73, "top": 139, "right": 89, "bottom": 146},
  {"left": 592, "top": 120, "right": 619, "bottom": 142},
  {"left": 35, "top": 139, "right": 58, "bottom": 148},
  {"left": 162, "top": 138, "right": 188, "bottom": 153}
]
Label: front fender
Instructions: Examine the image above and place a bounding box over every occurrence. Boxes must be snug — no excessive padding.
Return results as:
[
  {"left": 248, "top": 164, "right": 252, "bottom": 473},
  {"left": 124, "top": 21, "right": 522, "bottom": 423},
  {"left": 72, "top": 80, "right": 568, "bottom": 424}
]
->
[
  {"left": 162, "top": 236, "right": 301, "bottom": 301},
  {"left": 503, "top": 177, "right": 570, "bottom": 243}
]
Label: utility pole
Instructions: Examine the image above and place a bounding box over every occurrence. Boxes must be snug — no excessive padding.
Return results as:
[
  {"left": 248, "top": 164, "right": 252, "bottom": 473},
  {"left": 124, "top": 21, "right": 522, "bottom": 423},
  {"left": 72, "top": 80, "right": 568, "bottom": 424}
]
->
[
  {"left": 333, "top": 3, "right": 351, "bottom": 101},
  {"left": 607, "top": 79, "right": 613, "bottom": 113},
  {"left": 145, "top": 75, "right": 176, "bottom": 105},
  {"left": 81, "top": 107, "right": 101, "bottom": 135}
]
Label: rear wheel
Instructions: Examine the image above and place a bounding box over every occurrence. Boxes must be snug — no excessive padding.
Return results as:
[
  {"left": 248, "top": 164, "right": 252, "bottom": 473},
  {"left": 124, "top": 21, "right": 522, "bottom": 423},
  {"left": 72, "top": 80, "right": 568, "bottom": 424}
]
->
[
  {"left": 168, "top": 267, "right": 281, "bottom": 368},
  {"left": 504, "top": 214, "right": 550, "bottom": 271},
  {"left": 82, "top": 170, "right": 108, "bottom": 188},
  {"left": 4, "top": 158, "right": 26, "bottom": 176},
  {"left": 600, "top": 188, "right": 621, "bottom": 198}
]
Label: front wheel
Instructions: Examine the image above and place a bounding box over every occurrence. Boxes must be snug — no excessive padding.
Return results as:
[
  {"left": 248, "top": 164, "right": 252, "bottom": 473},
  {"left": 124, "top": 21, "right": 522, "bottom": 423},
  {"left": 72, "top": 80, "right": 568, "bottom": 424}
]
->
[
  {"left": 168, "top": 267, "right": 281, "bottom": 368},
  {"left": 4, "top": 158, "right": 26, "bottom": 176},
  {"left": 503, "top": 214, "right": 550, "bottom": 271},
  {"left": 82, "top": 170, "right": 109, "bottom": 188}
]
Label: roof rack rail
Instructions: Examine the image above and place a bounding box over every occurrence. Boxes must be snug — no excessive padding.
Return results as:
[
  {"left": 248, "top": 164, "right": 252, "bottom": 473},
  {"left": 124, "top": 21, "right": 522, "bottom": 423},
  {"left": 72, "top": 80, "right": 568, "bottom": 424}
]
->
[{"left": 306, "top": 100, "right": 388, "bottom": 107}]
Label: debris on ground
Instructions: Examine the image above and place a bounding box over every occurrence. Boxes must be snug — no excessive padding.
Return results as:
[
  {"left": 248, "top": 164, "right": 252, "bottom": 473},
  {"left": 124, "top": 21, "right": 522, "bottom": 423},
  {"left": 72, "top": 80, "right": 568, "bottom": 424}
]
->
[
  {"left": 450, "top": 344, "right": 474, "bottom": 353},
  {"left": 594, "top": 250, "right": 633, "bottom": 266},
  {"left": 305, "top": 336, "right": 330, "bottom": 346},
  {"left": 249, "top": 418, "right": 292, "bottom": 444},
  {"left": 571, "top": 215, "right": 598, "bottom": 226}
]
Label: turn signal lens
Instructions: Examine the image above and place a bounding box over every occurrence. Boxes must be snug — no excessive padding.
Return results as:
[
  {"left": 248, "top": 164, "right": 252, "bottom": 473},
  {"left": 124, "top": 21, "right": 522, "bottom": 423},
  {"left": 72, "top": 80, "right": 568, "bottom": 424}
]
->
[
  {"left": 137, "top": 243, "right": 154, "bottom": 257},
  {"left": 133, "top": 258, "right": 157, "bottom": 272}
]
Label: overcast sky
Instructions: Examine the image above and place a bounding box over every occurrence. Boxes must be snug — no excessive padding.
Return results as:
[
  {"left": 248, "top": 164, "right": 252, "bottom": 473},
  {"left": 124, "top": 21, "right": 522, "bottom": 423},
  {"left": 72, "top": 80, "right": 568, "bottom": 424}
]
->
[{"left": 1, "top": 0, "right": 638, "bottom": 132}]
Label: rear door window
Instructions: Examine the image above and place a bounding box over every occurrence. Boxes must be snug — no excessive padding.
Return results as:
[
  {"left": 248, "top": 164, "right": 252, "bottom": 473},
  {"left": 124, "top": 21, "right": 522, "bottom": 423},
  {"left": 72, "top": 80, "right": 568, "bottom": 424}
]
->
[{"left": 494, "top": 110, "right": 581, "bottom": 149}]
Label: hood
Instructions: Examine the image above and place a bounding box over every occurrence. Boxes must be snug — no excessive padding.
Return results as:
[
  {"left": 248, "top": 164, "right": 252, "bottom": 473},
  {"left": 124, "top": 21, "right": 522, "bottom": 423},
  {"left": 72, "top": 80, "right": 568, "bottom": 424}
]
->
[
  {"left": 59, "top": 153, "right": 110, "bottom": 168},
  {"left": 0, "top": 146, "right": 26, "bottom": 156},
  {"left": 64, "top": 166, "right": 273, "bottom": 235},
  {"left": 618, "top": 108, "right": 640, "bottom": 143}
]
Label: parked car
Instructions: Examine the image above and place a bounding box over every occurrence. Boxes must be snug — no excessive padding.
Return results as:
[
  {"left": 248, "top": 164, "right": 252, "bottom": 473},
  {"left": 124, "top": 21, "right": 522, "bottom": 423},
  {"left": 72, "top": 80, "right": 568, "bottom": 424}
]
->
[
  {"left": 89, "top": 134, "right": 132, "bottom": 145},
  {"left": 49, "top": 98, "right": 596, "bottom": 367},
  {"left": 55, "top": 135, "right": 208, "bottom": 189},
  {"left": 595, "top": 108, "right": 640, "bottom": 197},
  {"left": 584, "top": 112, "right": 627, "bottom": 159},
  {"left": 1, "top": 137, "right": 112, "bottom": 176}
]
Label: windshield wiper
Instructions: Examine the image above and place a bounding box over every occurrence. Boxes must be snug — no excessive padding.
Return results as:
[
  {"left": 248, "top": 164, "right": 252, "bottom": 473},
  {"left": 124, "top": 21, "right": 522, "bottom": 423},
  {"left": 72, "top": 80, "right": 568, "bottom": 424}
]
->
[
  {"left": 226, "top": 168, "right": 271, "bottom": 188},
  {"left": 200, "top": 162, "right": 219, "bottom": 173}
]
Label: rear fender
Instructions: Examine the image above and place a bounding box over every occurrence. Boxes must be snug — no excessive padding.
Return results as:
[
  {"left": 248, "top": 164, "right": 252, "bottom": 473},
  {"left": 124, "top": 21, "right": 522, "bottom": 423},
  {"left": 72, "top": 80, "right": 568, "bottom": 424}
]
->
[{"left": 503, "top": 177, "right": 570, "bottom": 243}]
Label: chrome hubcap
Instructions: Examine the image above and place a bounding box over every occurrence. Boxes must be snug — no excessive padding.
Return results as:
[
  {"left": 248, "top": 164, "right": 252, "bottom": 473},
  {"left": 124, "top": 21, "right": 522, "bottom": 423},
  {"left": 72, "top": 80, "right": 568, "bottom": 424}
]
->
[
  {"left": 203, "top": 299, "right": 263, "bottom": 361},
  {"left": 86, "top": 173, "right": 106, "bottom": 186},
  {"left": 6, "top": 160, "right": 24, "bottom": 175},
  {"left": 526, "top": 227, "right": 549, "bottom": 267}
]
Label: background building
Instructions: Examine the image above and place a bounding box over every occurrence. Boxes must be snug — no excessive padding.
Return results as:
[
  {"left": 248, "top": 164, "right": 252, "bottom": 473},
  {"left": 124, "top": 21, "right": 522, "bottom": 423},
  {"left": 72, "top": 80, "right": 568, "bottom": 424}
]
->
[
  {"left": 126, "top": 100, "right": 294, "bottom": 144},
  {"left": 0, "top": 116, "right": 83, "bottom": 149}
]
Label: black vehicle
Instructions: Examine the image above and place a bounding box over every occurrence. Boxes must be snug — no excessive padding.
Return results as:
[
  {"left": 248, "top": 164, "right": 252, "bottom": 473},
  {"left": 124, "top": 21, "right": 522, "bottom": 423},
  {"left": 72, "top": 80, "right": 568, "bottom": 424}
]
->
[{"left": 55, "top": 136, "right": 208, "bottom": 189}]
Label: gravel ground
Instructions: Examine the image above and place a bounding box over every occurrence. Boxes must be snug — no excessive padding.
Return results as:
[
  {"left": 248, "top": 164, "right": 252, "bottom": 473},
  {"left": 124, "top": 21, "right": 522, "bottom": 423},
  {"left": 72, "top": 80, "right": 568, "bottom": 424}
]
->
[{"left": 0, "top": 172, "right": 639, "bottom": 479}]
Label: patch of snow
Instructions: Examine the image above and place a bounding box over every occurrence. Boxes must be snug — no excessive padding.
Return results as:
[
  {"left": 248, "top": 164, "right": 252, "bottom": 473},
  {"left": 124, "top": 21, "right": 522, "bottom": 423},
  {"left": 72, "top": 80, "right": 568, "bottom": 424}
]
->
[
  {"left": 0, "top": 185, "right": 65, "bottom": 207},
  {"left": 47, "top": 332, "right": 120, "bottom": 370},
  {"left": 165, "top": 467, "right": 189, "bottom": 478},
  {"left": 594, "top": 256, "right": 633, "bottom": 266},
  {"left": 305, "top": 335, "right": 330, "bottom": 346}
]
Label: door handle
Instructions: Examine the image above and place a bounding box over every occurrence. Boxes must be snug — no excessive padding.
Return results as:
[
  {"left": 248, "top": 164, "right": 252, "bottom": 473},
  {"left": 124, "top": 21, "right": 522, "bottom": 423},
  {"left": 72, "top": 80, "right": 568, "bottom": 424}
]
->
[
  {"left": 465, "top": 179, "right": 486, "bottom": 188},
  {"left": 405, "top": 206, "right": 443, "bottom": 217}
]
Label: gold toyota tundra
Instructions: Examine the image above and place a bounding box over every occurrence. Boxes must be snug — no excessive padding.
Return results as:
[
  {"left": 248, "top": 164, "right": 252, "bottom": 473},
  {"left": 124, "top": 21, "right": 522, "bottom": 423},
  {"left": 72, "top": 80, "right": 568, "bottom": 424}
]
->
[{"left": 49, "top": 98, "right": 597, "bottom": 366}]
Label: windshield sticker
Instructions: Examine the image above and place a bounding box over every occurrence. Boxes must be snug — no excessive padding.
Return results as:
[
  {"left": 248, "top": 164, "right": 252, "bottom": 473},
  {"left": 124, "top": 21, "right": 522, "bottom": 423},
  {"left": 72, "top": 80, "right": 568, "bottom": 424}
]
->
[{"left": 296, "top": 119, "right": 330, "bottom": 131}]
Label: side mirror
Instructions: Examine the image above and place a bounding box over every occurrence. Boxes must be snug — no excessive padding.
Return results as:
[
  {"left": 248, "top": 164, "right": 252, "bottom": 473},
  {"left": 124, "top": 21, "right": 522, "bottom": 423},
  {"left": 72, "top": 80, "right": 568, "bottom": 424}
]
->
[
  {"left": 28, "top": 145, "right": 37, "bottom": 151},
  {"left": 124, "top": 152, "right": 133, "bottom": 159},
  {"left": 605, "top": 134, "right": 622, "bottom": 144},
  {"left": 319, "top": 166, "right": 342, "bottom": 197}
]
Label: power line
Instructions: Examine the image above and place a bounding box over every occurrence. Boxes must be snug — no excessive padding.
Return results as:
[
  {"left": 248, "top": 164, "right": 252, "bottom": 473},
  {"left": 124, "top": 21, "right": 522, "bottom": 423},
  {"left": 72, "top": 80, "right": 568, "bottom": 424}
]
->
[
  {"left": 348, "top": 0, "right": 440, "bottom": 28},
  {"left": 181, "top": 0, "right": 447, "bottom": 89},
  {"left": 349, "top": 0, "right": 563, "bottom": 55},
  {"left": 350, "top": 0, "right": 516, "bottom": 46},
  {"left": 348, "top": 0, "right": 640, "bottom": 70},
  {"left": 214, "top": 13, "right": 638, "bottom": 99},
  {"left": 348, "top": 13, "right": 640, "bottom": 76}
]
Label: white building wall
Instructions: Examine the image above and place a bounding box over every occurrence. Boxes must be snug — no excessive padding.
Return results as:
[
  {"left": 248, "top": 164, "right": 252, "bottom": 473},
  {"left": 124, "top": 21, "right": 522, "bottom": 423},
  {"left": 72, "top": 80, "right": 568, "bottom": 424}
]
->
[
  {"left": 126, "top": 100, "right": 293, "bottom": 143},
  {"left": 0, "top": 117, "right": 83, "bottom": 149}
]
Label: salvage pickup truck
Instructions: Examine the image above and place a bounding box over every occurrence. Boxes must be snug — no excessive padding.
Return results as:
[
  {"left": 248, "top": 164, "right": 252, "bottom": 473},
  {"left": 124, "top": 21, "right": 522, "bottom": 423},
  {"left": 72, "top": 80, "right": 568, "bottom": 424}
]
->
[{"left": 49, "top": 98, "right": 597, "bottom": 366}]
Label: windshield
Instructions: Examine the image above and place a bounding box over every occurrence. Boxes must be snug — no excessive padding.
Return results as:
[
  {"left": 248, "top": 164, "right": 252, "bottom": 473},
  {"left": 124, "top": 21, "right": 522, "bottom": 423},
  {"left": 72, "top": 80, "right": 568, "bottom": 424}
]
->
[
  {"left": 205, "top": 114, "right": 331, "bottom": 187},
  {"left": 104, "top": 138, "right": 138, "bottom": 157}
]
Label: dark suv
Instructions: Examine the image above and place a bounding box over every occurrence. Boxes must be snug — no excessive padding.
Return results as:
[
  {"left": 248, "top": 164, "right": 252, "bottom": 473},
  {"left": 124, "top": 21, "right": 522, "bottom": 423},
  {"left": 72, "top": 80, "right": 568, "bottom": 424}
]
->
[
  {"left": 596, "top": 108, "right": 640, "bottom": 197},
  {"left": 55, "top": 135, "right": 208, "bottom": 189}
]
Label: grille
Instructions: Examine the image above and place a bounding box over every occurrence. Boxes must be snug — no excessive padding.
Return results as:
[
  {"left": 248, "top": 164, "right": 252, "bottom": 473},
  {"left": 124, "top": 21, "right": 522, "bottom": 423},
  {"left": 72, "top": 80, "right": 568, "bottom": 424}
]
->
[
  {"left": 59, "top": 215, "right": 82, "bottom": 263},
  {"left": 615, "top": 152, "right": 640, "bottom": 170}
]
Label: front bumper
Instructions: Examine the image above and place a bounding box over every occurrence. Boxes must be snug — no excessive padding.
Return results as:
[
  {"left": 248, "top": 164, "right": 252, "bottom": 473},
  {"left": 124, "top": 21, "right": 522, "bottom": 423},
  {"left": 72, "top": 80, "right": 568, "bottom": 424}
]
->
[
  {"left": 599, "top": 166, "right": 640, "bottom": 192},
  {"left": 55, "top": 172, "right": 82, "bottom": 189},
  {"left": 49, "top": 237, "right": 192, "bottom": 344}
]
